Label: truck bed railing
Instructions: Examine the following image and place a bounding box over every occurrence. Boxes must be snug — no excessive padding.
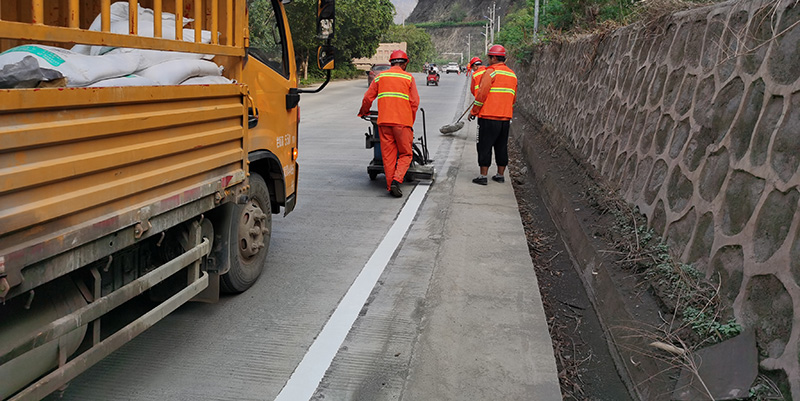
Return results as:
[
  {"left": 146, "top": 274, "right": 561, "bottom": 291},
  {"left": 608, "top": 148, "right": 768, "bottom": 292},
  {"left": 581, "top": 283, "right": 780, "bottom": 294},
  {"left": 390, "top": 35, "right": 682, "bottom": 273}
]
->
[
  {"left": 7, "top": 231, "right": 210, "bottom": 401},
  {"left": 0, "top": 0, "right": 246, "bottom": 57}
]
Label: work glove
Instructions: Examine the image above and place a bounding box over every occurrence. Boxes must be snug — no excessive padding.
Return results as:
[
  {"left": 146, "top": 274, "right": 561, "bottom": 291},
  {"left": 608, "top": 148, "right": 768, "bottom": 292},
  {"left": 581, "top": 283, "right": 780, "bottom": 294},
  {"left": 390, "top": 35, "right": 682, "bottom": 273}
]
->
[{"left": 468, "top": 114, "right": 476, "bottom": 121}]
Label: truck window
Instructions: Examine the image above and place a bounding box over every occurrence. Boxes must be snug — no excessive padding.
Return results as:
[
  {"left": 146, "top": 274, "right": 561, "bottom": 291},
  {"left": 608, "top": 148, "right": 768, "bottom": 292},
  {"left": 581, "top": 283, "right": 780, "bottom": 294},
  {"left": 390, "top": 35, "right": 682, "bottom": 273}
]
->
[{"left": 248, "top": 0, "right": 289, "bottom": 78}]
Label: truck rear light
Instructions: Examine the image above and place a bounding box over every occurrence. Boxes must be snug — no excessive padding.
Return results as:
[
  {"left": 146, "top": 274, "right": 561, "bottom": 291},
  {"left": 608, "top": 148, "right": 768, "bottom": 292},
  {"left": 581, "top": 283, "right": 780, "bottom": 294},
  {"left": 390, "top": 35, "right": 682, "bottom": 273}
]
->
[{"left": 292, "top": 147, "right": 298, "bottom": 161}]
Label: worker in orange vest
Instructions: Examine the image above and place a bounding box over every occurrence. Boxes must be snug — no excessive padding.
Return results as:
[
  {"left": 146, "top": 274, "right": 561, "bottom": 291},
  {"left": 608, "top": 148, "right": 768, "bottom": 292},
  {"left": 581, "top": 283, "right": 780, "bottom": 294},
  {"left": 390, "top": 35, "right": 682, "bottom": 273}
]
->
[
  {"left": 468, "top": 56, "right": 486, "bottom": 97},
  {"left": 468, "top": 45, "right": 518, "bottom": 185},
  {"left": 358, "top": 50, "right": 420, "bottom": 198}
]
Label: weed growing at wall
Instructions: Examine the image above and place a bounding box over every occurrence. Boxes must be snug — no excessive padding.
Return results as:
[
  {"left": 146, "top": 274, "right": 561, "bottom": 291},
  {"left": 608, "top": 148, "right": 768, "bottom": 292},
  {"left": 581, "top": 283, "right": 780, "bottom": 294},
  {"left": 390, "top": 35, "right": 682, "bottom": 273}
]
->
[{"left": 585, "top": 183, "right": 742, "bottom": 347}]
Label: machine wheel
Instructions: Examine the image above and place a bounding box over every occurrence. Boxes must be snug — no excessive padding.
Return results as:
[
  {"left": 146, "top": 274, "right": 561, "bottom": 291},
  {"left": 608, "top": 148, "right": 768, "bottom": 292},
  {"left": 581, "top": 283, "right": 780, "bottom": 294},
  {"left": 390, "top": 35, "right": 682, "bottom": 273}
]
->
[
  {"left": 221, "top": 173, "right": 271, "bottom": 293},
  {"left": 369, "top": 171, "right": 378, "bottom": 181}
]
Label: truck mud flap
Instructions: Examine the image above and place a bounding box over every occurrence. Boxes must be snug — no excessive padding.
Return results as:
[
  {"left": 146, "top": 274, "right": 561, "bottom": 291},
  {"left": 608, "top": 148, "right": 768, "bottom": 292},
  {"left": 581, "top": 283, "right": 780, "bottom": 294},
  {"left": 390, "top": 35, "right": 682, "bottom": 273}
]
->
[{"left": 4, "top": 239, "right": 210, "bottom": 401}]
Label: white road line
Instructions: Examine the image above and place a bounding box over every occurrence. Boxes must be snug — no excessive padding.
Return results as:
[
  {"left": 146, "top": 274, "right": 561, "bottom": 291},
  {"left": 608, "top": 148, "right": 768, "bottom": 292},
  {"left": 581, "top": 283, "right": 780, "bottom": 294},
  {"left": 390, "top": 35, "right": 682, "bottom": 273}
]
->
[{"left": 275, "top": 183, "right": 431, "bottom": 401}]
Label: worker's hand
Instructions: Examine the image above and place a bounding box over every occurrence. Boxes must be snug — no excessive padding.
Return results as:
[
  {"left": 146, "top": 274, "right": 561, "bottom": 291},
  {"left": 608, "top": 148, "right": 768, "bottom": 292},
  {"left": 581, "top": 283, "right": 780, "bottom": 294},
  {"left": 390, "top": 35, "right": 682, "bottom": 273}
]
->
[{"left": 468, "top": 114, "right": 476, "bottom": 121}]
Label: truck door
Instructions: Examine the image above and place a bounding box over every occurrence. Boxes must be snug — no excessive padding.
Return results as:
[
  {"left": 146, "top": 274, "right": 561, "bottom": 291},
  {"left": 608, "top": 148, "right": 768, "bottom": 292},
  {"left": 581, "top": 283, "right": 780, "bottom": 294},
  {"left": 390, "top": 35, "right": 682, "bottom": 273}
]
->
[{"left": 243, "top": 0, "right": 298, "bottom": 201}]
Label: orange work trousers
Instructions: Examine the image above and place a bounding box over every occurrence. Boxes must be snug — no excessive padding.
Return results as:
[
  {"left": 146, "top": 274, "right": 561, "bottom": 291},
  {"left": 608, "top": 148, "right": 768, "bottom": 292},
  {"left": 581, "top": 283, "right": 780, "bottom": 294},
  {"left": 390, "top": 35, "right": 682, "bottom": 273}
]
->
[{"left": 378, "top": 124, "right": 414, "bottom": 190}]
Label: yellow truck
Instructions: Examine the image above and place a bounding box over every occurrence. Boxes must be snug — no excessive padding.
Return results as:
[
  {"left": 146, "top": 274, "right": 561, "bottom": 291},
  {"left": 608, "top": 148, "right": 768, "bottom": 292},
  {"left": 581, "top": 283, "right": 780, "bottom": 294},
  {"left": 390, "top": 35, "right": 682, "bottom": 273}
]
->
[{"left": 0, "top": 0, "right": 334, "bottom": 399}]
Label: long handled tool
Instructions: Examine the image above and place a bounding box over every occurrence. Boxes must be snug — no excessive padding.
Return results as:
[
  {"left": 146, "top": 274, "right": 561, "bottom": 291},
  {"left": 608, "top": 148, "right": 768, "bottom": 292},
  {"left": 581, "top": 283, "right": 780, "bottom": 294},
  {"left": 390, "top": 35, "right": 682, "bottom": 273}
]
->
[{"left": 439, "top": 105, "right": 472, "bottom": 135}]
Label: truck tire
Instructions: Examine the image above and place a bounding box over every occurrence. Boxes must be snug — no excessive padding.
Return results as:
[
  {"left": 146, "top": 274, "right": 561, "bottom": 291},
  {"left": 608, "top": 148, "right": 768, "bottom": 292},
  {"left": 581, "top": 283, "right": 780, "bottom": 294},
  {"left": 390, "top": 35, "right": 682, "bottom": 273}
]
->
[{"left": 221, "top": 173, "right": 271, "bottom": 293}]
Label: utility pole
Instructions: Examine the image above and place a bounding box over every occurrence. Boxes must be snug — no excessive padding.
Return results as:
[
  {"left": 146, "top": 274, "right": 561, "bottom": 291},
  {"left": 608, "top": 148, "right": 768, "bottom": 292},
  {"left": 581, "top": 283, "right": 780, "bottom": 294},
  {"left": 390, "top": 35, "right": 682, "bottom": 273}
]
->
[
  {"left": 484, "top": 24, "right": 488, "bottom": 54},
  {"left": 489, "top": 3, "right": 495, "bottom": 45},
  {"left": 496, "top": 3, "right": 501, "bottom": 36},
  {"left": 467, "top": 34, "right": 471, "bottom": 60}
]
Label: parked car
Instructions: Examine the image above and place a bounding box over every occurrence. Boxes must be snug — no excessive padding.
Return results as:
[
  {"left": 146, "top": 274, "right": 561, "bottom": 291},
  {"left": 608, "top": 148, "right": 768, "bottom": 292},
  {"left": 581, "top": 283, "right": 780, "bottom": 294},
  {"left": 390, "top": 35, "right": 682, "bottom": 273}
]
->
[
  {"left": 367, "top": 63, "right": 391, "bottom": 86},
  {"left": 445, "top": 62, "right": 460, "bottom": 74}
]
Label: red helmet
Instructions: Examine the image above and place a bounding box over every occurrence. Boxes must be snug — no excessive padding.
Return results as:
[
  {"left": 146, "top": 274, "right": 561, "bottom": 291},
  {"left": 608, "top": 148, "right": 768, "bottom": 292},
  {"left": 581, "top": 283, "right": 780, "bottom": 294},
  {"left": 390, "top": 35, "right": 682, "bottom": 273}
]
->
[
  {"left": 469, "top": 56, "right": 482, "bottom": 68},
  {"left": 389, "top": 50, "right": 409, "bottom": 63},
  {"left": 487, "top": 45, "right": 506, "bottom": 57}
]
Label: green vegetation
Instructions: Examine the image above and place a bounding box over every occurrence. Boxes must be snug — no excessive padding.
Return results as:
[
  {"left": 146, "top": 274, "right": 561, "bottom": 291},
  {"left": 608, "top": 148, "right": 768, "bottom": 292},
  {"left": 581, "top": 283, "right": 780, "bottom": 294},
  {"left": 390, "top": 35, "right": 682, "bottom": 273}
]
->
[
  {"left": 410, "top": 21, "right": 486, "bottom": 29},
  {"left": 496, "top": 7, "right": 537, "bottom": 60},
  {"left": 447, "top": 4, "right": 467, "bottom": 23},
  {"left": 537, "top": 0, "right": 636, "bottom": 31},
  {"left": 494, "top": 0, "right": 724, "bottom": 60},
  {"left": 381, "top": 25, "right": 436, "bottom": 72},
  {"left": 601, "top": 199, "right": 741, "bottom": 345},
  {"left": 492, "top": 0, "right": 636, "bottom": 59},
  {"left": 269, "top": 0, "right": 395, "bottom": 80}
]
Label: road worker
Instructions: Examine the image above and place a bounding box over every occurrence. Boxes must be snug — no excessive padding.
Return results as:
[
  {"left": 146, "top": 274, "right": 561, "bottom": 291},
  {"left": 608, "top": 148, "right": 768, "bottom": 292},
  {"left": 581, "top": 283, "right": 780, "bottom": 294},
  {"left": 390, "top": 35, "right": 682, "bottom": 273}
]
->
[
  {"left": 358, "top": 50, "right": 420, "bottom": 198},
  {"left": 468, "top": 56, "right": 486, "bottom": 97},
  {"left": 468, "top": 45, "right": 518, "bottom": 185}
]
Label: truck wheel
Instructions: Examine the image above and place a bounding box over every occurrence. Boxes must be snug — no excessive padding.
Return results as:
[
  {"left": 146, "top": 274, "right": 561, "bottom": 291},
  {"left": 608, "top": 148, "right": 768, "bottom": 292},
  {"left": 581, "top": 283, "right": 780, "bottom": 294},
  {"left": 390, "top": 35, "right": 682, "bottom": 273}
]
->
[{"left": 221, "top": 173, "right": 271, "bottom": 293}]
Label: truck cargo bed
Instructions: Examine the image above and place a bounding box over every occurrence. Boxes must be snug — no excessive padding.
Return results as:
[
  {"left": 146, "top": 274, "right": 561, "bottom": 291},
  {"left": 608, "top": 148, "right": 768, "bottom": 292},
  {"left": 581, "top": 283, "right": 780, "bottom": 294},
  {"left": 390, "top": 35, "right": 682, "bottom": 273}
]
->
[{"left": 0, "top": 84, "right": 249, "bottom": 300}]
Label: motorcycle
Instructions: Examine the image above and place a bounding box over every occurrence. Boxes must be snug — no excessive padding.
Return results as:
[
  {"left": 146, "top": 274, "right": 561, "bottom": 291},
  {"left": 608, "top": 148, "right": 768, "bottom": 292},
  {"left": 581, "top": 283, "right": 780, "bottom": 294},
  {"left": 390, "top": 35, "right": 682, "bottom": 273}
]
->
[{"left": 426, "top": 70, "right": 439, "bottom": 86}]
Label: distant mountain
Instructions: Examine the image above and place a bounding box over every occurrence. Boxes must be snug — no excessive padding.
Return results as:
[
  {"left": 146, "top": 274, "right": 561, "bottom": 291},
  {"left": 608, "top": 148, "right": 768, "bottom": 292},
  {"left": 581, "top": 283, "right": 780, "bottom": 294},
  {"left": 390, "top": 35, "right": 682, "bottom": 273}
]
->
[
  {"left": 407, "top": 0, "right": 521, "bottom": 24},
  {"left": 404, "top": 0, "right": 526, "bottom": 59},
  {"left": 391, "top": 0, "right": 418, "bottom": 24}
]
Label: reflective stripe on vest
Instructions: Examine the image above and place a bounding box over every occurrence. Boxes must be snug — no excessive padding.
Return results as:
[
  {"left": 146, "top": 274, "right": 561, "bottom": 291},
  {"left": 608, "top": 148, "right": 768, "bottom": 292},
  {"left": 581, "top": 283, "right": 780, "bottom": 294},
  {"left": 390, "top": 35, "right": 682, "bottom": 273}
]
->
[
  {"left": 378, "top": 91, "right": 410, "bottom": 100},
  {"left": 489, "top": 87, "right": 516, "bottom": 95},
  {"left": 375, "top": 72, "right": 413, "bottom": 82},
  {"left": 490, "top": 70, "right": 517, "bottom": 79},
  {"left": 472, "top": 68, "right": 486, "bottom": 94}
]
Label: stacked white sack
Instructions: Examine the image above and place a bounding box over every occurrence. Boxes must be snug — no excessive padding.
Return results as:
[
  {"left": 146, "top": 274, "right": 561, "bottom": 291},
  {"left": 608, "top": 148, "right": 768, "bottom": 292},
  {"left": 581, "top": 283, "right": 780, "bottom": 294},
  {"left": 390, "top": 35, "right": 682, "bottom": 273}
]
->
[
  {"left": 137, "top": 59, "right": 223, "bottom": 85},
  {"left": 0, "top": 2, "right": 228, "bottom": 88},
  {"left": 0, "top": 45, "right": 139, "bottom": 87},
  {"left": 71, "top": 2, "right": 213, "bottom": 57},
  {"left": 74, "top": 2, "right": 228, "bottom": 87}
]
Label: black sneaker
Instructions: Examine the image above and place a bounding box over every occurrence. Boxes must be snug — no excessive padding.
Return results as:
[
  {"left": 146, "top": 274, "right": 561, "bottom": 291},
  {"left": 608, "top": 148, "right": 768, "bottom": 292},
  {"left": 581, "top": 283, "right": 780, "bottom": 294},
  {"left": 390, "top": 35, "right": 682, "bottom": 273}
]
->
[
  {"left": 472, "top": 176, "right": 488, "bottom": 185},
  {"left": 491, "top": 175, "right": 505, "bottom": 183},
  {"left": 390, "top": 180, "right": 403, "bottom": 197}
]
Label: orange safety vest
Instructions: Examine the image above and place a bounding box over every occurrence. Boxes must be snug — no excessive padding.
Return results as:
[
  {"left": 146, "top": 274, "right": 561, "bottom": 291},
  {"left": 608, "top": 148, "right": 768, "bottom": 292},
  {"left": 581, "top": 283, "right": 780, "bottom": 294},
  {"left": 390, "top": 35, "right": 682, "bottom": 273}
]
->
[
  {"left": 359, "top": 65, "right": 419, "bottom": 127},
  {"left": 472, "top": 62, "right": 517, "bottom": 120},
  {"left": 470, "top": 66, "right": 487, "bottom": 97}
]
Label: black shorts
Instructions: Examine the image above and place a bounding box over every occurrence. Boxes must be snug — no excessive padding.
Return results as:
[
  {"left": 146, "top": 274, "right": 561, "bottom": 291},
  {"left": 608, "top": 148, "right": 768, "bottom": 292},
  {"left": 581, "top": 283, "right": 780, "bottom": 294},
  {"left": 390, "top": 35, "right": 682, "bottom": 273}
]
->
[{"left": 476, "top": 118, "right": 510, "bottom": 167}]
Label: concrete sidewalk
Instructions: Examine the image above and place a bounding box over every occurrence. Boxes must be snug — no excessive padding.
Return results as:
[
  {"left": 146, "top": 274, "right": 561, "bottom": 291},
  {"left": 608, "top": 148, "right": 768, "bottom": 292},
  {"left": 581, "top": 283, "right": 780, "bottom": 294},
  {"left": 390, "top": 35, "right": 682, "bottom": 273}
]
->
[{"left": 402, "top": 121, "right": 561, "bottom": 400}]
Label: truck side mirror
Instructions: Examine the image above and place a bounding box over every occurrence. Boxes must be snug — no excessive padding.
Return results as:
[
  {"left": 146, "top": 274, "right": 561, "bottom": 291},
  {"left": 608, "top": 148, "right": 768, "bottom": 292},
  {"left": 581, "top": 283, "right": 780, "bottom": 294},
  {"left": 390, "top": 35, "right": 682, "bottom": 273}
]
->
[
  {"left": 317, "top": 45, "right": 335, "bottom": 70},
  {"left": 317, "top": 0, "right": 334, "bottom": 40}
]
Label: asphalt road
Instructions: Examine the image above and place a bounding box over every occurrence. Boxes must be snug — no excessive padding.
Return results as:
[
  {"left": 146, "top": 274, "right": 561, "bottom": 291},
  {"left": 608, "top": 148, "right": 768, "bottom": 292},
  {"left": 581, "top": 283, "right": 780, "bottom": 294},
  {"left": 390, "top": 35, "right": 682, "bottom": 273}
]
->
[{"left": 51, "top": 71, "right": 476, "bottom": 400}]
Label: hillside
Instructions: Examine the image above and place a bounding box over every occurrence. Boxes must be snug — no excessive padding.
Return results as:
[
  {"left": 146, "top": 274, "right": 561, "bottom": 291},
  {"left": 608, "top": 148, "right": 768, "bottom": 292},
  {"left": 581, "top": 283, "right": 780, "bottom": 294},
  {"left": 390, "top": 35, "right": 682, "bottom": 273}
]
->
[
  {"left": 406, "top": 0, "right": 526, "bottom": 60},
  {"left": 392, "top": 0, "right": 418, "bottom": 23},
  {"left": 407, "top": 0, "right": 519, "bottom": 23}
]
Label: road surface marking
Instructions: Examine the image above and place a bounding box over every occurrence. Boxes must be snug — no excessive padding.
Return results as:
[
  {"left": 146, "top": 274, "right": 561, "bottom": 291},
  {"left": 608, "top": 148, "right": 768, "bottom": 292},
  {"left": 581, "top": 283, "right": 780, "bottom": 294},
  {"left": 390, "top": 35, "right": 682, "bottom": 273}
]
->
[{"left": 275, "top": 183, "right": 431, "bottom": 401}]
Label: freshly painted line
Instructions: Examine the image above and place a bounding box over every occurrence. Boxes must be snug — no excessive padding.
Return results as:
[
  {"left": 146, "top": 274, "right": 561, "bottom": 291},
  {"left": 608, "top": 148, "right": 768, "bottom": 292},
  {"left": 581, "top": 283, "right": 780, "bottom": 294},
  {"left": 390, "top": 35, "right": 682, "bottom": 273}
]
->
[{"left": 274, "top": 183, "right": 431, "bottom": 401}]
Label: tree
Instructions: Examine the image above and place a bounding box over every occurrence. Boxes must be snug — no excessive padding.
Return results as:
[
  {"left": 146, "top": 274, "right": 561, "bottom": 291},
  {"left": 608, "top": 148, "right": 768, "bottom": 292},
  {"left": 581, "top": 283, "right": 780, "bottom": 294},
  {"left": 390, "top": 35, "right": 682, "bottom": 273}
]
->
[
  {"left": 381, "top": 24, "right": 435, "bottom": 72},
  {"left": 496, "top": 8, "right": 537, "bottom": 59},
  {"left": 283, "top": 0, "right": 317, "bottom": 79},
  {"left": 334, "top": 0, "right": 395, "bottom": 61},
  {"left": 282, "top": 0, "right": 395, "bottom": 79}
]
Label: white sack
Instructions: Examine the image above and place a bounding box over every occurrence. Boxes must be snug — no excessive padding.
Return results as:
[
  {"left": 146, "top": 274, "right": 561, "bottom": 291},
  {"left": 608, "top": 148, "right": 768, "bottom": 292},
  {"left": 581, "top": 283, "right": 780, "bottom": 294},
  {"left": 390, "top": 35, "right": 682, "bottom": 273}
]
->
[
  {"left": 137, "top": 59, "right": 222, "bottom": 85},
  {"left": 89, "top": 74, "right": 159, "bottom": 87},
  {"left": 0, "top": 45, "right": 139, "bottom": 87},
  {"left": 106, "top": 47, "right": 212, "bottom": 71},
  {"left": 181, "top": 75, "right": 233, "bottom": 85},
  {"left": 72, "top": 2, "right": 212, "bottom": 56}
]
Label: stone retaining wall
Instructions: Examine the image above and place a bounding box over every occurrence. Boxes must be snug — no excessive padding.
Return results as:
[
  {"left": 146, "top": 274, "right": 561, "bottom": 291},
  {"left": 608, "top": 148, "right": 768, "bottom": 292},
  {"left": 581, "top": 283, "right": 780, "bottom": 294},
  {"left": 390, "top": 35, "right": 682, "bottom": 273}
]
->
[{"left": 513, "top": 0, "right": 800, "bottom": 396}]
